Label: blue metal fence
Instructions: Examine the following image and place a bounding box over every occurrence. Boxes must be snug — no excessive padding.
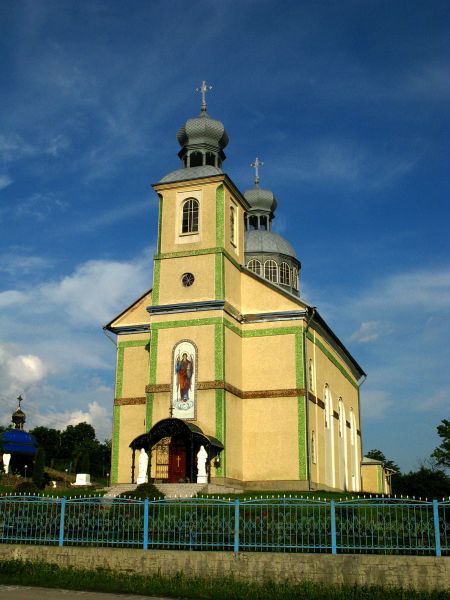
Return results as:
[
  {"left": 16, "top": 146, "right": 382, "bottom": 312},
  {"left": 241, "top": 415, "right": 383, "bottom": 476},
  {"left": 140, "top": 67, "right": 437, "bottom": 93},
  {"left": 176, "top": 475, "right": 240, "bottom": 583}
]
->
[{"left": 0, "top": 495, "right": 448, "bottom": 555}]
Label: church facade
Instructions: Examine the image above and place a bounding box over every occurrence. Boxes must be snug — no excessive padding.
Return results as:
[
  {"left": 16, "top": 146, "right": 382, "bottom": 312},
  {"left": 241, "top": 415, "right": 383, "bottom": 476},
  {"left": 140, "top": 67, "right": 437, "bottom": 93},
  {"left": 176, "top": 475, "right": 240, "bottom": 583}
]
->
[{"left": 105, "top": 86, "right": 366, "bottom": 491}]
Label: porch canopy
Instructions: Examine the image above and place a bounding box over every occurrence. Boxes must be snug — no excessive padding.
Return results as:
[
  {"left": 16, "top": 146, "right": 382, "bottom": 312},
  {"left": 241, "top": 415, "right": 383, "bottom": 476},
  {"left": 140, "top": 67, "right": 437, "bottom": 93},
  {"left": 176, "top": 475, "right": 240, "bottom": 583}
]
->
[{"left": 129, "top": 418, "right": 223, "bottom": 483}]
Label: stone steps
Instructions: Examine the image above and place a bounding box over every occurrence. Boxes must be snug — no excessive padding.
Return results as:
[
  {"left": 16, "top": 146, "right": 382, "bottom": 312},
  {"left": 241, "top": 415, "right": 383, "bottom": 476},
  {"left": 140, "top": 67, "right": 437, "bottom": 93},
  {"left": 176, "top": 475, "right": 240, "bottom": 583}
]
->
[
  {"left": 154, "top": 483, "right": 207, "bottom": 498},
  {"left": 103, "top": 483, "right": 138, "bottom": 499}
]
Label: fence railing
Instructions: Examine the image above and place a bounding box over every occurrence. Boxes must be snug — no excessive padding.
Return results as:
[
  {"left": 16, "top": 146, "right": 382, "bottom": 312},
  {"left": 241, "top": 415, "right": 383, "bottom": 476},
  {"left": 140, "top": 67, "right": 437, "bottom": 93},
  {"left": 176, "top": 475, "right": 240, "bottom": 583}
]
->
[{"left": 0, "top": 495, "right": 448, "bottom": 555}]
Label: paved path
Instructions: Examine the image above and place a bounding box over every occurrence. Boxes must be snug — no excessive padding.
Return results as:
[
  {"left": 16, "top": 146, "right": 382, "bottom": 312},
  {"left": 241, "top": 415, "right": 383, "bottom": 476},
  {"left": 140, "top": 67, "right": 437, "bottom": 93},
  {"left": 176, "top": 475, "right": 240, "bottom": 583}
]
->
[{"left": 0, "top": 586, "right": 174, "bottom": 600}]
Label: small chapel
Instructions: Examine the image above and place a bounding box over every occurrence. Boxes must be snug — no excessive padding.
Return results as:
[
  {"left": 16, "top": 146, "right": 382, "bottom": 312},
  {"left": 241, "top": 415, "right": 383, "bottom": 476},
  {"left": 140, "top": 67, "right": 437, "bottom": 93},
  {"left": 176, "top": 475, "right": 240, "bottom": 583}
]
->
[{"left": 105, "top": 83, "right": 367, "bottom": 492}]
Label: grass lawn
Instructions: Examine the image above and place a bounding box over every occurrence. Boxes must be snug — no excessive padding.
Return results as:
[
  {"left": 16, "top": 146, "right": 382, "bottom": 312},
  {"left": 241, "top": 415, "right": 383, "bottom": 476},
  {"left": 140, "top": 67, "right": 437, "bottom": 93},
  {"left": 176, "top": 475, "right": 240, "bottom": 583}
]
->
[
  {"left": 197, "top": 490, "right": 372, "bottom": 501},
  {"left": 0, "top": 561, "right": 447, "bottom": 600}
]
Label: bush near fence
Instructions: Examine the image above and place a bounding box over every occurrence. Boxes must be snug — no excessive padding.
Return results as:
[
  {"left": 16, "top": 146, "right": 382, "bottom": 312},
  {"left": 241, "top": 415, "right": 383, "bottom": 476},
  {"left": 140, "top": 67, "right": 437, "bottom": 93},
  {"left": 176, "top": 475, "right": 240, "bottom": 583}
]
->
[{"left": 0, "top": 495, "right": 448, "bottom": 556}]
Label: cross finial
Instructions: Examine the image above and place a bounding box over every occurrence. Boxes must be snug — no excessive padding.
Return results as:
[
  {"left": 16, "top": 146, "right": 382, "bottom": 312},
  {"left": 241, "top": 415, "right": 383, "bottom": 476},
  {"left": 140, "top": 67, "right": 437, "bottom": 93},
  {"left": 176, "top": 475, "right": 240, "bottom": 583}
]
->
[
  {"left": 251, "top": 157, "right": 264, "bottom": 187},
  {"left": 17, "top": 395, "right": 23, "bottom": 408},
  {"left": 195, "top": 80, "right": 212, "bottom": 113}
]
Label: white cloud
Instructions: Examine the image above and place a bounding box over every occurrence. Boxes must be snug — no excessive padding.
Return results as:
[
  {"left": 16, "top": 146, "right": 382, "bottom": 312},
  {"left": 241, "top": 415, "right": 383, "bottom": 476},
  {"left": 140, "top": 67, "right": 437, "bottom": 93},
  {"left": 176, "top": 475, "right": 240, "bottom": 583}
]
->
[
  {"left": 0, "top": 290, "right": 27, "bottom": 307},
  {"left": 0, "top": 253, "right": 53, "bottom": 275},
  {"left": 74, "top": 199, "right": 151, "bottom": 233},
  {"left": 0, "top": 175, "right": 13, "bottom": 190},
  {"left": 349, "top": 321, "right": 380, "bottom": 343},
  {"left": 15, "top": 192, "right": 67, "bottom": 221},
  {"left": 0, "top": 344, "right": 49, "bottom": 398}
]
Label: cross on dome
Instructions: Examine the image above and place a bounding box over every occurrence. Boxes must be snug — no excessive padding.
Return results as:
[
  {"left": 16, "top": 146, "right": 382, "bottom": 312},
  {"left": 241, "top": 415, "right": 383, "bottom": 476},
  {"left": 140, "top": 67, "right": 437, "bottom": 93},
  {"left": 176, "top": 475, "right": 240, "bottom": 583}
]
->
[
  {"left": 251, "top": 157, "right": 264, "bottom": 187},
  {"left": 195, "top": 80, "right": 212, "bottom": 113},
  {"left": 17, "top": 395, "right": 23, "bottom": 408}
]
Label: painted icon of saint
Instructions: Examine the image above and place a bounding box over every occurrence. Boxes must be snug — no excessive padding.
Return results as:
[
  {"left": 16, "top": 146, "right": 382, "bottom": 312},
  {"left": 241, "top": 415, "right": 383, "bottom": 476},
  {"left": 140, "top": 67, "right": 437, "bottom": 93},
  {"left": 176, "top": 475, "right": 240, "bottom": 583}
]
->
[{"left": 175, "top": 352, "right": 193, "bottom": 402}]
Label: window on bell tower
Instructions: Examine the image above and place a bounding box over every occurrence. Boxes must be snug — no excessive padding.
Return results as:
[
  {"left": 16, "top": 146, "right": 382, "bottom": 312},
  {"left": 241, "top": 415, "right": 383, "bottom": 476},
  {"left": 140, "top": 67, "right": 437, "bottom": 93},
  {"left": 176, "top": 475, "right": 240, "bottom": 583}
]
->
[{"left": 181, "top": 198, "right": 199, "bottom": 234}]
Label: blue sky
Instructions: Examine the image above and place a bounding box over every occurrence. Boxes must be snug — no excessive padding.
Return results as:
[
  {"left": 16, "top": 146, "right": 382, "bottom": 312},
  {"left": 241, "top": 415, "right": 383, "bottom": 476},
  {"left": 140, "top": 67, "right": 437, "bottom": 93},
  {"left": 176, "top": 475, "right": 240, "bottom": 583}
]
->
[{"left": 0, "top": 1, "right": 448, "bottom": 471}]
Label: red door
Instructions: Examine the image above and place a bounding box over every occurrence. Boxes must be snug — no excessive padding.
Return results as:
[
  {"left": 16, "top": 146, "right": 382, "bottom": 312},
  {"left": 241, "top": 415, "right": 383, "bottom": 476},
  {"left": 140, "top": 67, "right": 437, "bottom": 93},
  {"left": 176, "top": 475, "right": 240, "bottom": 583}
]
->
[{"left": 168, "top": 444, "right": 186, "bottom": 483}]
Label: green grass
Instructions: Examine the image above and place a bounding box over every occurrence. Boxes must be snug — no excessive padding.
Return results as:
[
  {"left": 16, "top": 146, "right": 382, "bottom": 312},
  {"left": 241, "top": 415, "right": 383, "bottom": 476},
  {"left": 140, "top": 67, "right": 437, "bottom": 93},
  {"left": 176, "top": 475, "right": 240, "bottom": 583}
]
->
[
  {"left": 0, "top": 560, "right": 447, "bottom": 600},
  {"left": 198, "top": 490, "right": 370, "bottom": 501},
  {"left": 0, "top": 488, "right": 107, "bottom": 498}
]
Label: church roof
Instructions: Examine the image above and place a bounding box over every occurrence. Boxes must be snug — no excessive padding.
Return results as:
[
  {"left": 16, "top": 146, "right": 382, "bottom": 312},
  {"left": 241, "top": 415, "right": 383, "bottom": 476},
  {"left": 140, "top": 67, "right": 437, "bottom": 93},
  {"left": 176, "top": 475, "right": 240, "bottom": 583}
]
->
[
  {"left": 245, "top": 229, "right": 297, "bottom": 258},
  {"left": 159, "top": 165, "right": 223, "bottom": 184},
  {"left": 0, "top": 430, "right": 38, "bottom": 455}
]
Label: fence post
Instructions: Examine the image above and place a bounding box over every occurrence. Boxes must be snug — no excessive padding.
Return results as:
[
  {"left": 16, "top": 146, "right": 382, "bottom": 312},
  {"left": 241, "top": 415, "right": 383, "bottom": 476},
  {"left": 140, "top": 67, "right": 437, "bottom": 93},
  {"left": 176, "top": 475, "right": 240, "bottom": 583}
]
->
[
  {"left": 143, "top": 498, "right": 149, "bottom": 551},
  {"left": 234, "top": 498, "right": 240, "bottom": 553},
  {"left": 58, "top": 497, "right": 66, "bottom": 547},
  {"left": 433, "top": 499, "right": 441, "bottom": 557},
  {"left": 330, "top": 499, "right": 337, "bottom": 555}
]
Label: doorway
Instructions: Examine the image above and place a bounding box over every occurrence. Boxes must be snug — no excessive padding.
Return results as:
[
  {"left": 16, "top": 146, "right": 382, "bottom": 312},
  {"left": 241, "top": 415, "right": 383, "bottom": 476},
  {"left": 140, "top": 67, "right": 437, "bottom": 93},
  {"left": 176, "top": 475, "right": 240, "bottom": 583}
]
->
[{"left": 168, "top": 441, "right": 186, "bottom": 482}]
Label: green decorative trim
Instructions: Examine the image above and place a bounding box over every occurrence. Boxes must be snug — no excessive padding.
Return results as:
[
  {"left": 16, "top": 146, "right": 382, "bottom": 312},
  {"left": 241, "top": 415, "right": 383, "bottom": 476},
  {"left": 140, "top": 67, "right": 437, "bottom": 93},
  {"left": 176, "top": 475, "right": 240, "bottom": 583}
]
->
[
  {"left": 215, "top": 389, "right": 225, "bottom": 476},
  {"left": 152, "top": 259, "right": 161, "bottom": 306},
  {"left": 118, "top": 340, "right": 149, "bottom": 349},
  {"left": 111, "top": 404, "right": 120, "bottom": 484},
  {"left": 146, "top": 393, "right": 154, "bottom": 431},
  {"left": 152, "top": 317, "right": 222, "bottom": 330},
  {"left": 297, "top": 395, "right": 307, "bottom": 480},
  {"left": 295, "top": 331, "right": 304, "bottom": 388},
  {"left": 157, "top": 194, "right": 163, "bottom": 254},
  {"left": 215, "top": 252, "right": 224, "bottom": 300},
  {"left": 155, "top": 246, "right": 242, "bottom": 271},
  {"left": 377, "top": 465, "right": 384, "bottom": 493},
  {"left": 115, "top": 346, "right": 125, "bottom": 398},
  {"left": 306, "top": 331, "right": 358, "bottom": 389},
  {"left": 216, "top": 184, "right": 224, "bottom": 247},
  {"left": 215, "top": 322, "right": 224, "bottom": 380},
  {"left": 149, "top": 329, "right": 159, "bottom": 385}
]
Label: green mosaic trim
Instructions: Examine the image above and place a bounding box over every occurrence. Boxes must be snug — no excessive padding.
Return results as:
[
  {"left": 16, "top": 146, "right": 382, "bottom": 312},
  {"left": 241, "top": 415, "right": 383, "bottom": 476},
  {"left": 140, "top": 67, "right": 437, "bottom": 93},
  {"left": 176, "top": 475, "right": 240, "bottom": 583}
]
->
[
  {"left": 149, "top": 329, "right": 159, "bottom": 385},
  {"left": 146, "top": 393, "right": 154, "bottom": 431},
  {"left": 215, "top": 388, "right": 225, "bottom": 476},
  {"left": 117, "top": 340, "right": 149, "bottom": 349},
  {"left": 152, "top": 259, "right": 161, "bottom": 306},
  {"left": 152, "top": 317, "right": 222, "bottom": 330},
  {"left": 215, "top": 252, "right": 224, "bottom": 300},
  {"left": 297, "top": 395, "right": 307, "bottom": 480},
  {"left": 306, "top": 331, "right": 358, "bottom": 389},
  {"left": 111, "top": 404, "right": 120, "bottom": 484},
  {"left": 215, "top": 322, "right": 225, "bottom": 380},
  {"left": 157, "top": 194, "right": 163, "bottom": 254},
  {"left": 155, "top": 247, "right": 242, "bottom": 271},
  {"left": 295, "top": 331, "right": 304, "bottom": 388},
  {"left": 115, "top": 346, "right": 125, "bottom": 398},
  {"left": 225, "top": 319, "right": 300, "bottom": 339},
  {"left": 216, "top": 184, "right": 225, "bottom": 247}
]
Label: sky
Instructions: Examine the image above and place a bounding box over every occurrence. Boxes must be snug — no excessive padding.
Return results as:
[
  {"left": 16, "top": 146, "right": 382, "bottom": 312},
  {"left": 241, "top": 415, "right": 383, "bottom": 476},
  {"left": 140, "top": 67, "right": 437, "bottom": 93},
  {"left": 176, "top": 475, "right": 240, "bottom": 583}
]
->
[{"left": 0, "top": 0, "right": 448, "bottom": 472}]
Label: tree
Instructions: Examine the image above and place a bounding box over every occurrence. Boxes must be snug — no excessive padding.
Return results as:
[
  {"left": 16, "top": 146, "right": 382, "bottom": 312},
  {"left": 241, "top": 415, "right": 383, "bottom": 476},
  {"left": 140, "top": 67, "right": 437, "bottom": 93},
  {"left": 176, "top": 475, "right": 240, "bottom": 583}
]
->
[
  {"left": 29, "top": 427, "right": 61, "bottom": 463},
  {"left": 32, "top": 447, "right": 46, "bottom": 489},
  {"left": 393, "top": 467, "right": 450, "bottom": 499},
  {"left": 60, "top": 423, "right": 97, "bottom": 460},
  {"left": 432, "top": 419, "right": 450, "bottom": 470},
  {"left": 76, "top": 448, "right": 90, "bottom": 474}
]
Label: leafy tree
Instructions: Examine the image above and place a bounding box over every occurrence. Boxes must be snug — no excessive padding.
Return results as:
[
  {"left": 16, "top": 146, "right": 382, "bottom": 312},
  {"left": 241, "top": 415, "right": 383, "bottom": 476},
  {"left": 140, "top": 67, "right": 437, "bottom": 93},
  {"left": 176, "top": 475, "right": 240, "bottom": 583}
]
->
[
  {"left": 29, "top": 427, "right": 61, "bottom": 463},
  {"left": 60, "top": 423, "right": 97, "bottom": 460},
  {"left": 393, "top": 467, "right": 450, "bottom": 499},
  {"left": 432, "top": 419, "right": 450, "bottom": 470},
  {"left": 32, "top": 447, "right": 46, "bottom": 489},
  {"left": 76, "top": 448, "right": 90, "bottom": 474},
  {"left": 365, "top": 449, "right": 400, "bottom": 473}
]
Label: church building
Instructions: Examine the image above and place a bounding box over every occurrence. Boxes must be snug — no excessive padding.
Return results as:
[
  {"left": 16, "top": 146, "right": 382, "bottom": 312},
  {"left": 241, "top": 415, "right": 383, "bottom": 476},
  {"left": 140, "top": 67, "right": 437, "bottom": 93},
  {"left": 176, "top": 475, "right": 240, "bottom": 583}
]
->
[{"left": 105, "top": 83, "right": 366, "bottom": 492}]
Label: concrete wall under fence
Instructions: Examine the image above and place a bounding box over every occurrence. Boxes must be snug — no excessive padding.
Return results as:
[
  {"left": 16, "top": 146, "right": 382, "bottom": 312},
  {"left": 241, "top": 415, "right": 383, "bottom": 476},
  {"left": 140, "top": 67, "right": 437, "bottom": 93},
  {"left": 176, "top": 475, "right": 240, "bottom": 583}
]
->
[{"left": 0, "top": 545, "right": 449, "bottom": 592}]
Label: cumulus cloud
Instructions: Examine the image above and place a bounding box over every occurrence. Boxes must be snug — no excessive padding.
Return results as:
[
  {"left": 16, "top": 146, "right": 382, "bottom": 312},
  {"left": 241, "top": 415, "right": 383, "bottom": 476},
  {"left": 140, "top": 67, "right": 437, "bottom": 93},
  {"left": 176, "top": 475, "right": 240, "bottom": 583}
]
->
[
  {"left": 0, "top": 344, "right": 49, "bottom": 398},
  {"left": 0, "top": 175, "right": 13, "bottom": 190},
  {"left": 349, "top": 321, "right": 380, "bottom": 343}
]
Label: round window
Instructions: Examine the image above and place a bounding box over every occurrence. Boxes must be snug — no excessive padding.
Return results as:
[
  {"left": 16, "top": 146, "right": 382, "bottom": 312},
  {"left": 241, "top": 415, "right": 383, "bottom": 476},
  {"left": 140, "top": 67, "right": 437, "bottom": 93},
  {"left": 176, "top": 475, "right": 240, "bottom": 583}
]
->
[{"left": 181, "top": 272, "right": 195, "bottom": 287}]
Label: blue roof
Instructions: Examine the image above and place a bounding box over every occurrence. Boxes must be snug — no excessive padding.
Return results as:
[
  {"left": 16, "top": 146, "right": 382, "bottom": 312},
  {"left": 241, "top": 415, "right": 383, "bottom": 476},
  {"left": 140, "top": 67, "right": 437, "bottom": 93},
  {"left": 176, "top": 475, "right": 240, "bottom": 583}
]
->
[{"left": 1, "top": 430, "right": 38, "bottom": 455}]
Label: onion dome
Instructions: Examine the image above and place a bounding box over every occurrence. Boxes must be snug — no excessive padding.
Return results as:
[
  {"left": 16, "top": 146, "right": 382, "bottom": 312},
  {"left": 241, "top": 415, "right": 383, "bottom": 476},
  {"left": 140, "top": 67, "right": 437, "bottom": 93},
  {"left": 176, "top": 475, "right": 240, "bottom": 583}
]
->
[
  {"left": 177, "top": 113, "right": 229, "bottom": 154},
  {"left": 244, "top": 187, "right": 277, "bottom": 215},
  {"left": 12, "top": 395, "right": 26, "bottom": 430}
]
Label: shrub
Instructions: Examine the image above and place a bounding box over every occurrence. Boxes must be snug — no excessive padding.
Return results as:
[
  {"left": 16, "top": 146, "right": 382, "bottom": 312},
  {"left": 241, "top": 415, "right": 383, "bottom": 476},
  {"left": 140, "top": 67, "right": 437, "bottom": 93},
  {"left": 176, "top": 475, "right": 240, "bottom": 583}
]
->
[
  {"left": 13, "top": 481, "right": 39, "bottom": 494},
  {"left": 32, "top": 448, "right": 46, "bottom": 489},
  {"left": 118, "top": 482, "right": 164, "bottom": 500}
]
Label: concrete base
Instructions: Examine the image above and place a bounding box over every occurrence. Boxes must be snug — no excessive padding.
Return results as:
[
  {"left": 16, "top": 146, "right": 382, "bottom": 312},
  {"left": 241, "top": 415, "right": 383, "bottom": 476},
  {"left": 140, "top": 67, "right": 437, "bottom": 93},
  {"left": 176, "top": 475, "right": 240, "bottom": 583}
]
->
[
  {"left": 73, "top": 474, "right": 91, "bottom": 486},
  {"left": 1, "top": 546, "right": 448, "bottom": 592}
]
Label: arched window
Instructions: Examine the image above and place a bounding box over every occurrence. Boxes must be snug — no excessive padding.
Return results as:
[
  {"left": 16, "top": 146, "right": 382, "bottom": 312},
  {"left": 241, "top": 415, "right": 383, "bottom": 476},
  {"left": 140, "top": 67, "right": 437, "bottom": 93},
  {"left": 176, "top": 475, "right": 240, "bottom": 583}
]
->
[
  {"left": 338, "top": 398, "right": 344, "bottom": 437},
  {"left": 279, "top": 262, "right": 291, "bottom": 285},
  {"left": 308, "top": 359, "right": 314, "bottom": 391},
  {"left": 324, "top": 384, "right": 331, "bottom": 428},
  {"left": 230, "top": 205, "right": 236, "bottom": 245},
  {"left": 205, "top": 152, "right": 215, "bottom": 166},
  {"left": 249, "top": 215, "right": 258, "bottom": 230},
  {"left": 247, "top": 259, "right": 262, "bottom": 276},
  {"left": 181, "top": 198, "right": 199, "bottom": 233},
  {"left": 189, "top": 151, "right": 203, "bottom": 167},
  {"left": 264, "top": 260, "right": 278, "bottom": 283},
  {"left": 292, "top": 267, "right": 299, "bottom": 290},
  {"left": 350, "top": 408, "right": 356, "bottom": 446},
  {"left": 260, "top": 216, "right": 268, "bottom": 230}
]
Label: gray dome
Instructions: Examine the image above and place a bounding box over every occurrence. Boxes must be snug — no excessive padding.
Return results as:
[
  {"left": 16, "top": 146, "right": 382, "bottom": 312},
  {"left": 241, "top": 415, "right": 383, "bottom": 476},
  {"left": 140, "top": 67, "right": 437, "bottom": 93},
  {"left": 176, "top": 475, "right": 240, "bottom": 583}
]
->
[
  {"left": 245, "top": 230, "right": 297, "bottom": 258},
  {"left": 159, "top": 165, "right": 223, "bottom": 184},
  {"left": 177, "top": 112, "right": 229, "bottom": 151},
  {"left": 244, "top": 187, "right": 277, "bottom": 213}
]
